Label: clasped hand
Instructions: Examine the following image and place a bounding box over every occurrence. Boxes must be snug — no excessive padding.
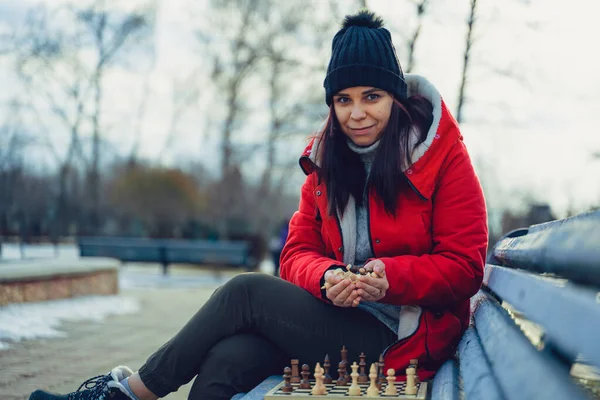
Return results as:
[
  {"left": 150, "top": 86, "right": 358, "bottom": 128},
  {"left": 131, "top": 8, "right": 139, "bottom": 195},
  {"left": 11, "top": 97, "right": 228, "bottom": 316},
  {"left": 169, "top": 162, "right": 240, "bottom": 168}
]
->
[{"left": 324, "top": 259, "right": 389, "bottom": 307}]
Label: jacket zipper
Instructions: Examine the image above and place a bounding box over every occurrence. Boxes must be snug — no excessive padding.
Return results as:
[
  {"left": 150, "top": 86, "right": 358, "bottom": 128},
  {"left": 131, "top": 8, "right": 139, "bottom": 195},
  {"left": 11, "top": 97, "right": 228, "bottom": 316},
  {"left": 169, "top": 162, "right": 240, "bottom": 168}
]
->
[
  {"left": 381, "top": 311, "right": 424, "bottom": 358},
  {"left": 335, "top": 211, "right": 344, "bottom": 261},
  {"left": 366, "top": 191, "right": 376, "bottom": 258},
  {"left": 406, "top": 177, "right": 428, "bottom": 201}
]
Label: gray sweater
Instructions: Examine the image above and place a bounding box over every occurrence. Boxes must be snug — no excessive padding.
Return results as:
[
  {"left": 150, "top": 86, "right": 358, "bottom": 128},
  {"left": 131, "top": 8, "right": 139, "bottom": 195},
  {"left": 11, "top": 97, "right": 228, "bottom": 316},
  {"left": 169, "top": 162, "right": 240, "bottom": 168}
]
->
[{"left": 347, "top": 140, "right": 402, "bottom": 335}]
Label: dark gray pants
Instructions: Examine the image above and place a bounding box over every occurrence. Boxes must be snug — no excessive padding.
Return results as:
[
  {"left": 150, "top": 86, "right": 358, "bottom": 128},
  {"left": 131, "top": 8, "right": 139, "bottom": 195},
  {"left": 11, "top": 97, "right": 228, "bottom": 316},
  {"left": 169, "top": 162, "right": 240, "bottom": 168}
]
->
[{"left": 138, "top": 273, "right": 396, "bottom": 400}]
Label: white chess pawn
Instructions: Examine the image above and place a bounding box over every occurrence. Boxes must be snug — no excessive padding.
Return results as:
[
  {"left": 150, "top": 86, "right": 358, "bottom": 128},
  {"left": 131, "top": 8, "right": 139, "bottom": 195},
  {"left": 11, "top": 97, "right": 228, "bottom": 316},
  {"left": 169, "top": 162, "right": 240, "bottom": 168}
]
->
[
  {"left": 348, "top": 362, "right": 361, "bottom": 396},
  {"left": 405, "top": 366, "right": 417, "bottom": 395},
  {"left": 312, "top": 363, "right": 327, "bottom": 395},
  {"left": 384, "top": 368, "right": 397, "bottom": 395},
  {"left": 366, "top": 363, "right": 380, "bottom": 397}
]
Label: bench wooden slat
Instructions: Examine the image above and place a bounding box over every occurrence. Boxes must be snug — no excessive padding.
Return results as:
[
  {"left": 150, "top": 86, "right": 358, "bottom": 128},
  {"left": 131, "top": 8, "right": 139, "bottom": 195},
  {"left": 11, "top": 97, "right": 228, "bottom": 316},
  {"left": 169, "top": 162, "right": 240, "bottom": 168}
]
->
[
  {"left": 484, "top": 264, "right": 600, "bottom": 369},
  {"left": 472, "top": 292, "right": 591, "bottom": 400},
  {"left": 430, "top": 358, "right": 460, "bottom": 400},
  {"left": 492, "top": 210, "right": 600, "bottom": 287},
  {"left": 80, "top": 243, "right": 164, "bottom": 262},
  {"left": 457, "top": 327, "right": 505, "bottom": 400},
  {"left": 165, "top": 243, "right": 249, "bottom": 265}
]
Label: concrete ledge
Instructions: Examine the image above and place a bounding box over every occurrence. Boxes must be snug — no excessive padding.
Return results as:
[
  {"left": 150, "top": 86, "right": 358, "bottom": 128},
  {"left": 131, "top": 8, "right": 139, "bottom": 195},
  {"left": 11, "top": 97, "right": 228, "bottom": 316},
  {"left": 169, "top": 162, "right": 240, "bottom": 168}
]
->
[
  {"left": 0, "top": 258, "right": 119, "bottom": 306},
  {"left": 0, "top": 258, "right": 119, "bottom": 281}
]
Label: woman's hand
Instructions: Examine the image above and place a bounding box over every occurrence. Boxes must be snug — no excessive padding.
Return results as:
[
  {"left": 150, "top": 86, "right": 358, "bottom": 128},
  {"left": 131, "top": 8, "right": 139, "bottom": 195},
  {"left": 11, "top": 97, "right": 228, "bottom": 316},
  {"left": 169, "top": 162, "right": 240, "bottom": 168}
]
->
[
  {"left": 324, "top": 270, "right": 361, "bottom": 307},
  {"left": 356, "top": 259, "right": 389, "bottom": 302}
]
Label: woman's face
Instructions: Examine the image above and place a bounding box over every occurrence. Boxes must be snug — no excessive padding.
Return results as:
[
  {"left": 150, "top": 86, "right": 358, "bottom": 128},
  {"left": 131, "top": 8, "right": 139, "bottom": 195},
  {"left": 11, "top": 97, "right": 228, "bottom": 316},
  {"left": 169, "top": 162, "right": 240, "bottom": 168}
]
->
[{"left": 332, "top": 86, "right": 393, "bottom": 147}]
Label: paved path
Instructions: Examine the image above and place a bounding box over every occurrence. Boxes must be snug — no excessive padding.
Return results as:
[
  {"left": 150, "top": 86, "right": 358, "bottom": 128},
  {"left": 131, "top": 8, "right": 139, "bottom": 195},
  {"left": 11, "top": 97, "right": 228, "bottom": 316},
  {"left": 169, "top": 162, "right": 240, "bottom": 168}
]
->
[{"left": 0, "top": 266, "right": 245, "bottom": 400}]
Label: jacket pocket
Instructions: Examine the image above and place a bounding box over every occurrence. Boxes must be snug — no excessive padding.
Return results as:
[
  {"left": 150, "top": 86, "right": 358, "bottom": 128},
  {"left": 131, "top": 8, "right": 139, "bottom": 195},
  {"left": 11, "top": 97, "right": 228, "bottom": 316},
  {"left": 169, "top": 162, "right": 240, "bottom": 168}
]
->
[{"left": 424, "top": 310, "right": 462, "bottom": 362}]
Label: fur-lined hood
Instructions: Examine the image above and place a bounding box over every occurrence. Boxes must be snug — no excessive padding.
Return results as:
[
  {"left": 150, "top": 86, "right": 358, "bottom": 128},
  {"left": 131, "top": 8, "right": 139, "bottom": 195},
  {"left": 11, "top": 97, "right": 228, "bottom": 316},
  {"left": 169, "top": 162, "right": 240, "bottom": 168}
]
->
[{"left": 298, "top": 74, "right": 462, "bottom": 200}]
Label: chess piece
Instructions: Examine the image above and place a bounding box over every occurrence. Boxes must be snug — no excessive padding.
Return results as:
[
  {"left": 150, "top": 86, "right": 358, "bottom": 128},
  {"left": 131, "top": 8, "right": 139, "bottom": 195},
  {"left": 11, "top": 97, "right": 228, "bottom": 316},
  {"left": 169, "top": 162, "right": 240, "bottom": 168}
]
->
[
  {"left": 405, "top": 367, "right": 417, "bottom": 395},
  {"left": 323, "top": 354, "right": 333, "bottom": 384},
  {"left": 337, "top": 361, "right": 347, "bottom": 386},
  {"left": 282, "top": 367, "right": 293, "bottom": 393},
  {"left": 366, "top": 363, "right": 380, "bottom": 397},
  {"left": 299, "top": 364, "right": 311, "bottom": 389},
  {"left": 341, "top": 345, "right": 350, "bottom": 382},
  {"left": 291, "top": 359, "right": 300, "bottom": 383},
  {"left": 341, "top": 346, "right": 348, "bottom": 363},
  {"left": 384, "top": 368, "right": 397, "bottom": 396},
  {"left": 348, "top": 362, "right": 361, "bottom": 396},
  {"left": 377, "top": 354, "right": 386, "bottom": 389},
  {"left": 409, "top": 359, "right": 420, "bottom": 384},
  {"left": 358, "top": 352, "right": 368, "bottom": 383},
  {"left": 312, "top": 363, "right": 327, "bottom": 395}
]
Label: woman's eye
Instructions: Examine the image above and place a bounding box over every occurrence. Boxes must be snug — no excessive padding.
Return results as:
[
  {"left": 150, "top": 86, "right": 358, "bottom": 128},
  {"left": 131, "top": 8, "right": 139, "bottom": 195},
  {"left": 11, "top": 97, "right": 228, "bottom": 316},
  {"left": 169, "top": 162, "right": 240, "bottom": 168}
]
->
[
  {"left": 336, "top": 97, "right": 350, "bottom": 104},
  {"left": 366, "top": 93, "right": 380, "bottom": 101}
]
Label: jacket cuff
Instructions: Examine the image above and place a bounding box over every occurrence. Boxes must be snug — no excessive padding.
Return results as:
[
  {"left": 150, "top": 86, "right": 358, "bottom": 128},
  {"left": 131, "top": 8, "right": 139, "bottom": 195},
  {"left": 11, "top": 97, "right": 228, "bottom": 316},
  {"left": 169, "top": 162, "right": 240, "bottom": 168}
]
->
[{"left": 378, "top": 257, "right": 408, "bottom": 304}]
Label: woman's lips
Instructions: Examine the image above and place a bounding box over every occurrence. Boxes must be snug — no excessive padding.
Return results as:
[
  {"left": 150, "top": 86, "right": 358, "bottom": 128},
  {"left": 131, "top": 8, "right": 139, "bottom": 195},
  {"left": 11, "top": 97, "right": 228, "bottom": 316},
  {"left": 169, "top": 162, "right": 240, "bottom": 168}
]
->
[{"left": 350, "top": 125, "right": 375, "bottom": 135}]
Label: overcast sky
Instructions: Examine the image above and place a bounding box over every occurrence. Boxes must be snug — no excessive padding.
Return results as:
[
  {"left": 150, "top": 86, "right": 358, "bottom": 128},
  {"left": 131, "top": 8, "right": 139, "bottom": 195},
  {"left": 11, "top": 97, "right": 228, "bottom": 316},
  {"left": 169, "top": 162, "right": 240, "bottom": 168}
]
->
[{"left": 1, "top": 0, "right": 599, "bottom": 221}]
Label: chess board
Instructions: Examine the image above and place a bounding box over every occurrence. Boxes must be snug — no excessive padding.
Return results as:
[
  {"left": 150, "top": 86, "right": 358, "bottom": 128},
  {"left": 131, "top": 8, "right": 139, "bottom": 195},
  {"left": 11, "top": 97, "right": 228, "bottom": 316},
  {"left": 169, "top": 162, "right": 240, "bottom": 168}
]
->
[{"left": 264, "top": 380, "right": 427, "bottom": 399}]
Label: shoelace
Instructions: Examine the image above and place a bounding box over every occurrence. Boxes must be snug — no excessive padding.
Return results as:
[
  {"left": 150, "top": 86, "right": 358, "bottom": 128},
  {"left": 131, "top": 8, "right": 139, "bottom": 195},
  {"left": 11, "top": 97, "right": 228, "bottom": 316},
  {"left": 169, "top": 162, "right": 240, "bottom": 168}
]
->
[{"left": 68, "top": 374, "right": 112, "bottom": 400}]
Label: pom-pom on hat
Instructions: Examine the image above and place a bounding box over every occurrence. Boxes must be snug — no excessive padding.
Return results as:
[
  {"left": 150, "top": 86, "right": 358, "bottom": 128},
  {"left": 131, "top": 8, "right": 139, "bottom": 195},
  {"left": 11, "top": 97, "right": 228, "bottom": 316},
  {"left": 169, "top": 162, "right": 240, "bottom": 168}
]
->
[{"left": 324, "top": 10, "right": 407, "bottom": 106}]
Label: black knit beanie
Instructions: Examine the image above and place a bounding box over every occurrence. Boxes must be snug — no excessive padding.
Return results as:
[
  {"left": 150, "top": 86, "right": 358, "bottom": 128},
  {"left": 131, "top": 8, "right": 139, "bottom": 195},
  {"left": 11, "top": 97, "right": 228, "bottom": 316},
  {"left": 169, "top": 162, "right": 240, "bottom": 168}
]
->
[{"left": 324, "top": 10, "right": 407, "bottom": 106}]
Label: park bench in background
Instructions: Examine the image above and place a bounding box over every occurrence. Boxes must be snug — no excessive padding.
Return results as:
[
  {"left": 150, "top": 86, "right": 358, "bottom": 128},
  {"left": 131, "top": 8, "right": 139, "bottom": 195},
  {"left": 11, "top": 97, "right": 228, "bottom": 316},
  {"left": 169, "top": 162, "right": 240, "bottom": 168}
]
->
[
  {"left": 78, "top": 237, "right": 257, "bottom": 275},
  {"left": 233, "top": 210, "right": 600, "bottom": 400}
]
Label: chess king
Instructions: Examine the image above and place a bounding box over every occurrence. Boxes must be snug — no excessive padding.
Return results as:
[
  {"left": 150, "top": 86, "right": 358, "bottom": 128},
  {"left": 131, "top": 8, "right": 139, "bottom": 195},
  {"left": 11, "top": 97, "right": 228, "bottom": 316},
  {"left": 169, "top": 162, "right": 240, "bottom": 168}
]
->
[{"left": 28, "top": 10, "right": 486, "bottom": 400}]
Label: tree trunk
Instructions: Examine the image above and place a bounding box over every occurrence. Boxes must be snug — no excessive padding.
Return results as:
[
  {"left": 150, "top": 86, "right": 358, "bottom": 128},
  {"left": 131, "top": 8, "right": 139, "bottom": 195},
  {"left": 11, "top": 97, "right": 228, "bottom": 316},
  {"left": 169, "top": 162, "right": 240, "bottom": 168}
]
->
[
  {"left": 456, "top": 0, "right": 477, "bottom": 124},
  {"left": 406, "top": 0, "right": 428, "bottom": 73},
  {"left": 90, "top": 69, "right": 103, "bottom": 233}
]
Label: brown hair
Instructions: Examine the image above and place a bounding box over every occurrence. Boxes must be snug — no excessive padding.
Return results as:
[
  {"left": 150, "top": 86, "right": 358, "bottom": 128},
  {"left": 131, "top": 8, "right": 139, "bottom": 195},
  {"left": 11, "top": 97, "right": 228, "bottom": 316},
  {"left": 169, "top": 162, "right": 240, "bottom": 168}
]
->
[{"left": 315, "top": 95, "right": 433, "bottom": 216}]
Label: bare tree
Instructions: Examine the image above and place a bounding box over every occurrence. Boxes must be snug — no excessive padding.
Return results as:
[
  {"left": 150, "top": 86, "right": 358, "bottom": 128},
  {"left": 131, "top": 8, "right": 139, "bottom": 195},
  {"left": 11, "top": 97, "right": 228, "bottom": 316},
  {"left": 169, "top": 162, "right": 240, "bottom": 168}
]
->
[
  {"left": 456, "top": 0, "right": 477, "bottom": 124},
  {"left": 9, "top": 2, "right": 154, "bottom": 234},
  {"left": 251, "top": 1, "right": 314, "bottom": 236},
  {"left": 405, "top": 0, "right": 429, "bottom": 73},
  {"left": 0, "top": 104, "right": 28, "bottom": 236},
  {"left": 74, "top": 1, "right": 154, "bottom": 230},
  {"left": 155, "top": 73, "right": 200, "bottom": 163},
  {"left": 11, "top": 7, "right": 91, "bottom": 235},
  {"left": 192, "top": 0, "right": 269, "bottom": 238}
]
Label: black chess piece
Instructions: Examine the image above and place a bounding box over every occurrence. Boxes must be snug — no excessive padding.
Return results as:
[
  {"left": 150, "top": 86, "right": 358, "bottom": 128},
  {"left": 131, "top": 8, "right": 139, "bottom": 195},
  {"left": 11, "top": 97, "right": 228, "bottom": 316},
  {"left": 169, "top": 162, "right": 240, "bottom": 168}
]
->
[
  {"left": 282, "top": 367, "right": 293, "bottom": 393},
  {"left": 291, "top": 359, "right": 300, "bottom": 383},
  {"left": 323, "top": 354, "right": 333, "bottom": 384},
  {"left": 337, "top": 361, "right": 347, "bottom": 386},
  {"left": 299, "top": 364, "right": 311, "bottom": 389},
  {"left": 341, "top": 346, "right": 350, "bottom": 382},
  {"left": 358, "top": 352, "right": 368, "bottom": 383},
  {"left": 377, "top": 354, "right": 386, "bottom": 389}
]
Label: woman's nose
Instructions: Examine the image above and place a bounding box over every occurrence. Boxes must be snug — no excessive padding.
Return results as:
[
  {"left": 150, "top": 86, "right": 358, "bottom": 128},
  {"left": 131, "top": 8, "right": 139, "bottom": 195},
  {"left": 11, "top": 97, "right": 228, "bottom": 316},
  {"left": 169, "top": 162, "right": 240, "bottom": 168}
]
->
[{"left": 350, "top": 105, "right": 366, "bottom": 120}]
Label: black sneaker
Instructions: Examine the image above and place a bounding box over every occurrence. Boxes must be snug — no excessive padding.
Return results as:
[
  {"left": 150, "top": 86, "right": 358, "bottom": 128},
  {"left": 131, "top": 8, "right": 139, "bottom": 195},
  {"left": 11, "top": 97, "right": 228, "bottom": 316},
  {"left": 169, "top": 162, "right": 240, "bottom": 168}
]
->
[{"left": 29, "top": 366, "right": 136, "bottom": 400}]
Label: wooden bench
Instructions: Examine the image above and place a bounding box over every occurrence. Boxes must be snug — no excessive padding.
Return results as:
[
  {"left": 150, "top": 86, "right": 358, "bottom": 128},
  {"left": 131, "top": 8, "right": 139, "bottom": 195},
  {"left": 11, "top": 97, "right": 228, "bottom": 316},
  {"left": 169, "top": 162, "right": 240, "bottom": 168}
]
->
[
  {"left": 78, "top": 237, "right": 257, "bottom": 275},
  {"left": 233, "top": 210, "right": 600, "bottom": 399}
]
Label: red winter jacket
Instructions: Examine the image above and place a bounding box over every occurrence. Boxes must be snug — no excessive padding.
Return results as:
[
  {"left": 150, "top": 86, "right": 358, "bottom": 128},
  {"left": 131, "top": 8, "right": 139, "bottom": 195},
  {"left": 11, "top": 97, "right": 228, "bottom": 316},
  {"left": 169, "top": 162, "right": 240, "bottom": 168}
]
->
[{"left": 280, "top": 75, "right": 488, "bottom": 380}]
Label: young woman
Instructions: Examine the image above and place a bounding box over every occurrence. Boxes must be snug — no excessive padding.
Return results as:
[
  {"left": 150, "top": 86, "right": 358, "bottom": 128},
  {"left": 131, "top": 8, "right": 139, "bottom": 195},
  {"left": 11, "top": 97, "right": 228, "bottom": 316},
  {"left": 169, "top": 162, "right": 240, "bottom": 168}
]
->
[{"left": 30, "top": 10, "right": 487, "bottom": 400}]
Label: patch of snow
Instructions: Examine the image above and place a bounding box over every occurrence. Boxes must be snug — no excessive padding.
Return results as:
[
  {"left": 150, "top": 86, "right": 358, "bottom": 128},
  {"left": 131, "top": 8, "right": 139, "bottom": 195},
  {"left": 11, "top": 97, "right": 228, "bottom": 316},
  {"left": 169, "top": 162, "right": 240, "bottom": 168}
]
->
[
  {"left": 118, "top": 271, "right": 228, "bottom": 289},
  {"left": 0, "top": 296, "right": 139, "bottom": 350},
  {"left": 0, "top": 243, "right": 79, "bottom": 261},
  {"left": 117, "top": 258, "right": 275, "bottom": 289}
]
